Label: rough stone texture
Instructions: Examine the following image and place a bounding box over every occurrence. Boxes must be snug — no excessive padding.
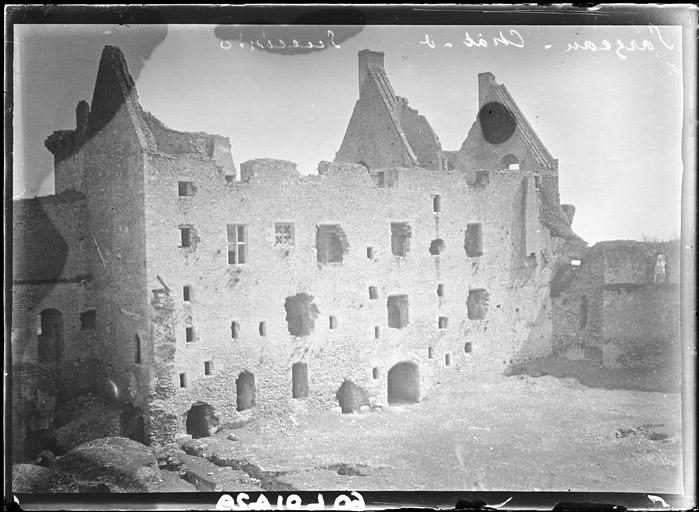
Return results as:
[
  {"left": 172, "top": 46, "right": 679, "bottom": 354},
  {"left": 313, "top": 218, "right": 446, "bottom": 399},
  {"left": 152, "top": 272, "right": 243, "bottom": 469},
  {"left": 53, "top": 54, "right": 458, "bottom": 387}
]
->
[
  {"left": 13, "top": 45, "right": 584, "bottom": 449},
  {"left": 12, "top": 464, "right": 54, "bottom": 493},
  {"left": 49, "top": 437, "right": 162, "bottom": 493},
  {"left": 551, "top": 240, "right": 680, "bottom": 370},
  {"left": 55, "top": 407, "right": 124, "bottom": 452}
]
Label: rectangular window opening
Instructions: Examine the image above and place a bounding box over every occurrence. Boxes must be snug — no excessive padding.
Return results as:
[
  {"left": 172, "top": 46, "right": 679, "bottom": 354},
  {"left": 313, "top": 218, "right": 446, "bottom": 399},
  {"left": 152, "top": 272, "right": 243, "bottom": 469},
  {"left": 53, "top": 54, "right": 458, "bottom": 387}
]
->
[
  {"left": 374, "top": 326, "right": 381, "bottom": 339},
  {"left": 391, "top": 222, "right": 411, "bottom": 257},
  {"left": 275, "top": 222, "right": 295, "bottom": 246},
  {"left": 445, "top": 353, "right": 451, "bottom": 366},
  {"left": 259, "top": 321, "right": 266, "bottom": 337},
  {"left": 227, "top": 224, "right": 248, "bottom": 264},
  {"left": 467, "top": 289, "right": 490, "bottom": 320},
  {"left": 316, "top": 224, "right": 346, "bottom": 263},
  {"left": 439, "top": 316, "right": 448, "bottom": 329},
  {"left": 437, "top": 284, "right": 444, "bottom": 298},
  {"left": 180, "top": 227, "right": 192, "bottom": 248},
  {"left": 464, "top": 223, "right": 483, "bottom": 257},
  {"left": 183, "top": 285, "right": 192, "bottom": 302},
  {"left": 432, "top": 194, "right": 441, "bottom": 213},
  {"left": 204, "top": 361, "right": 213, "bottom": 376},
  {"left": 185, "top": 327, "right": 195, "bottom": 342},
  {"left": 80, "top": 310, "right": 96, "bottom": 330},
  {"left": 366, "top": 247, "right": 374, "bottom": 259},
  {"left": 179, "top": 373, "right": 187, "bottom": 388},
  {"left": 178, "top": 181, "right": 195, "bottom": 197},
  {"left": 428, "top": 347, "right": 434, "bottom": 359},
  {"left": 387, "top": 294, "right": 410, "bottom": 329},
  {"left": 369, "top": 286, "right": 378, "bottom": 300},
  {"left": 231, "top": 321, "right": 240, "bottom": 339}
]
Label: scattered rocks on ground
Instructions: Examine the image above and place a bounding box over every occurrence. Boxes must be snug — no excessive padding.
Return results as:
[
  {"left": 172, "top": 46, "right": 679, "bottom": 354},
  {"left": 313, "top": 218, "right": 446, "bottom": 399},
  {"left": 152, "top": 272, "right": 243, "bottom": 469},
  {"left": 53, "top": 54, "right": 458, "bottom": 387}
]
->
[{"left": 55, "top": 407, "right": 123, "bottom": 452}]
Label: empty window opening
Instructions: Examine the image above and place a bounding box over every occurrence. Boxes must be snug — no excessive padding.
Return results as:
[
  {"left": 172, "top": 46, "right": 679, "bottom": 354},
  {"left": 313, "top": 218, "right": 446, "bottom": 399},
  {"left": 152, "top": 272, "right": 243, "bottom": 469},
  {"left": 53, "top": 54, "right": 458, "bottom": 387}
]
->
[
  {"left": 464, "top": 342, "right": 473, "bottom": 354},
  {"left": 179, "top": 227, "right": 192, "bottom": 248},
  {"left": 204, "top": 361, "right": 213, "bottom": 376},
  {"left": 571, "top": 259, "right": 582, "bottom": 267},
  {"left": 292, "top": 362, "right": 308, "bottom": 399},
  {"left": 275, "top": 222, "right": 295, "bottom": 246},
  {"left": 336, "top": 380, "right": 368, "bottom": 414},
  {"left": 186, "top": 327, "right": 195, "bottom": 343},
  {"left": 38, "top": 309, "right": 63, "bottom": 363},
  {"left": 186, "top": 402, "right": 218, "bottom": 438},
  {"left": 80, "top": 310, "right": 96, "bottom": 330},
  {"left": 369, "top": 286, "right": 378, "bottom": 300},
  {"left": 445, "top": 353, "right": 452, "bottom": 366},
  {"left": 387, "top": 361, "right": 419, "bottom": 404},
  {"left": 432, "top": 194, "right": 441, "bottom": 213},
  {"left": 227, "top": 224, "right": 248, "bottom": 264},
  {"left": 467, "top": 289, "right": 490, "bottom": 320},
  {"left": 464, "top": 223, "right": 483, "bottom": 257},
  {"left": 475, "top": 170, "right": 490, "bottom": 187},
  {"left": 374, "top": 326, "right": 381, "bottom": 339},
  {"left": 236, "top": 371, "right": 256, "bottom": 411},
  {"left": 373, "top": 171, "right": 385, "bottom": 188},
  {"left": 429, "top": 238, "right": 445, "bottom": 255},
  {"left": 259, "top": 321, "right": 266, "bottom": 337},
  {"left": 183, "top": 285, "right": 192, "bottom": 302},
  {"left": 179, "top": 373, "right": 187, "bottom": 388},
  {"left": 134, "top": 334, "right": 142, "bottom": 364},
  {"left": 366, "top": 247, "right": 374, "bottom": 259},
  {"left": 231, "top": 321, "right": 240, "bottom": 339},
  {"left": 372, "top": 367, "right": 379, "bottom": 379},
  {"left": 316, "top": 224, "right": 347, "bottom": 263},
  {"left": 501, "top": 154, "right": 519, "bottom": 170},
  {"left": 391, "top": 222, "right": 411, "bottom": 257},
  {"left": 534, "top": 175, "right": 541, "bottom": 189},
  {"left": 329, "top": 316, "right": 337, "bottom": 329},
  {"left": 285, "top": 293, "right": 318, "bottom": 336},
  {"left": 579, "top": 296, "right": 588, "bottom": 329},
  {"left": 387, "top": 295, "right": 409, "bottom": 329},
  {"left": 428, "top": 347, "right": 434, "bottom": 359},
  {"left": 439, "top": 317, "right": 448, "bottom": 329},
  {"left": 178, "top": 181, "right": 195, "bottom": 197},
  {"left": 437, "top": 284, "right": 444, "bottom": 298}
]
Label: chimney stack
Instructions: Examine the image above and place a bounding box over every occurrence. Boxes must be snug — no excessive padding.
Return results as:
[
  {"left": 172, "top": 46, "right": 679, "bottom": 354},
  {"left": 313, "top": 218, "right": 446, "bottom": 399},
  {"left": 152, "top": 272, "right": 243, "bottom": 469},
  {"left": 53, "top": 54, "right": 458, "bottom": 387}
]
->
[
  {"left": 478, "top": 72, "right": 497, "bottom": 107},
  {"left": 358, "top": 49, "right": 385, "bottom": 97}
]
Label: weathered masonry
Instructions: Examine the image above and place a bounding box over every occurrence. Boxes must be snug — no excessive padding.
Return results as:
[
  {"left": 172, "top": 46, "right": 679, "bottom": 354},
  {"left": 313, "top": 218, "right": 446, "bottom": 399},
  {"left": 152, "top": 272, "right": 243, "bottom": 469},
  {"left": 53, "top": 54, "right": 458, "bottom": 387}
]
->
[{"left": 12, "top": 45, "right": 584, "bottom": 452}]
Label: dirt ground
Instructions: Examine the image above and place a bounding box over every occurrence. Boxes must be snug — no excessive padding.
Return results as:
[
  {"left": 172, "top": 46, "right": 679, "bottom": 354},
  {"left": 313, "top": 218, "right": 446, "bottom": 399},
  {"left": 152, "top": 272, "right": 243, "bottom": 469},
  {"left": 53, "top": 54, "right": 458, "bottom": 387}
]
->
[{"left": 181, "top": 374, "right": 684, "bottom": 494}]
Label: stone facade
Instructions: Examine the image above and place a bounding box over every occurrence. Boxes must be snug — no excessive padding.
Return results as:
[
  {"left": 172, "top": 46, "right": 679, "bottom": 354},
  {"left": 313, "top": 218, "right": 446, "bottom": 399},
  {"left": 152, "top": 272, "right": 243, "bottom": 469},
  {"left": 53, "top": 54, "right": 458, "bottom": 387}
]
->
[
  {"left": 12, "top": 44, "right": 586, "bottom": 455},
  {"left": 551, "top": 240, "right": 681, "bottom": 368}
]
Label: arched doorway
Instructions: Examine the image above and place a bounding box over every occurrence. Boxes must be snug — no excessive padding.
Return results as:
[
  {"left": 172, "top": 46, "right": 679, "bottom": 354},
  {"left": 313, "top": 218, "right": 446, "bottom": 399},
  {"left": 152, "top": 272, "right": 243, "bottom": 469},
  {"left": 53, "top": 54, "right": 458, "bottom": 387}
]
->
[
  {"left": 292, "top": 362, "right": 308, "bottom": 399},
  {"left": 186, "top": 402, "right": 218, "bottom": 438},
  {"left": 236, "top": 371, "right": 256, "bottom": 411},
  {"left": 38, "top": 309, "right": 63, "bottom": 363},
  {"left": 387, "top": 361, "right": 420, "bottom": 404}
]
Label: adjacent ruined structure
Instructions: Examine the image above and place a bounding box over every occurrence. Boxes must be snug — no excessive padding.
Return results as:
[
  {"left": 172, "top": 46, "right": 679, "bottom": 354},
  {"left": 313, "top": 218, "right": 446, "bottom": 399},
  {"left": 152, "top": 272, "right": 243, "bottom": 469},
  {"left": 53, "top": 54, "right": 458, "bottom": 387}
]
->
[
  {"left": 13, "top": 45, "right": 594, "bottom": 458},
  {"left": 551, "top": 240, "right": 681, "bottom": 368}
]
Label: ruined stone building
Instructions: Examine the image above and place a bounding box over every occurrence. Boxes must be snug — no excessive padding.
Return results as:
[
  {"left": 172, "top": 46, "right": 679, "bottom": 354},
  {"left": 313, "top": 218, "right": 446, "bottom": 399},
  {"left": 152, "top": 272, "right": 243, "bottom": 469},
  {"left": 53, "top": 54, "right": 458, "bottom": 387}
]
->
[
  {"left": 12, "top": 45, "right": 586, "bottom": 458},
  {"left": 551, "top": 240, "right": 681, "bottom": 369}
]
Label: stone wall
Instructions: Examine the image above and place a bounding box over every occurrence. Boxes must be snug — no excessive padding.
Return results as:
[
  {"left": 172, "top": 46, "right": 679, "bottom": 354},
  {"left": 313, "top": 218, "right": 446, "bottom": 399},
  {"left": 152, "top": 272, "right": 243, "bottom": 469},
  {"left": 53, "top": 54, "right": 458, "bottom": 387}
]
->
[{"left": 142, "top": 157, "right": 560, "bottom": 439}]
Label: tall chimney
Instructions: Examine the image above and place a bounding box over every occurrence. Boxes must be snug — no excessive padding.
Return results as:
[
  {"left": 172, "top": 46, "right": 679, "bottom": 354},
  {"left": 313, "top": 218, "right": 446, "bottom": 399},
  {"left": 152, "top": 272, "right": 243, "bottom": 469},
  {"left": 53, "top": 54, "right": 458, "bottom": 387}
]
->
[
  {"left": 358, "top": 49, "right": 385, "bottom": 97},
  {"left": 478, "top": 72, "right": 496, "bottom": 107}
]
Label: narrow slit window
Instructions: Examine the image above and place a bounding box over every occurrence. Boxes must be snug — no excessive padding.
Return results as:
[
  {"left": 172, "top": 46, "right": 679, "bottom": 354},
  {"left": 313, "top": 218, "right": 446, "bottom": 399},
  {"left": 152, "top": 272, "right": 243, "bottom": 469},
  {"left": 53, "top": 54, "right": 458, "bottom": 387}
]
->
[
  {"left": 180, "top": 227, "right": 192, "bottom": 248},
  {"left": 366, "top": 247, "right": 374, "bottom": 259},
  {"left": 391, "top": 222, "right": 411, "bottom": 257},
  {"left": 134, "top": 334, "right": 142, "bottom": 364},
  {"left": 369, "top": 286, "right": 378, "bottom": 300},
  {"left": 185, "top": 327, "right": 195, "bottom": 343},
  {"left": 227, "top": 224, "right": 248, "bottom": 264},
  {"left": 204, "top": 361, "right": 213, "bottom": 375},
  {"left": 179, "top": 373, "right": 187, "bottom": 388},
  {"left": 445, "top": 353, "right": 451, "bottom": 366},
  {"left": 259, "top": 321, "right": 266, "bottom": 337},
  {"left": 372, "top": 367, "right": 379, "bottom": 379},
  {"left": 428, "top": 347, "right": 434, "bottom": 359},
  {"left": 432, "top": 194, "right": 441, "bottom": 213},
  {"left": 183, "top": 285, "right": 192, "bottom": 302},
  {"left": 437, "top": 284, "right": 444, "bottom": 298},
  {"left": 329, "top": 316, "right": 337, "bottom": 329},
  {"left": 231, "top": 321, "right": 240, "bottom": 339},
  {"left": 374, "top": 326, "right": 381, "bottom": 339}
]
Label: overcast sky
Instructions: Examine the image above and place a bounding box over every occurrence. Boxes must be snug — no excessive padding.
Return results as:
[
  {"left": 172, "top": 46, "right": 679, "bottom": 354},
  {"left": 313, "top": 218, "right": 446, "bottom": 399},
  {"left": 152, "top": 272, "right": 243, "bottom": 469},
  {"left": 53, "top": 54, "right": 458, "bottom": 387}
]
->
[{"left": 13, "top": 24, "right": 684, "bottom": 243}]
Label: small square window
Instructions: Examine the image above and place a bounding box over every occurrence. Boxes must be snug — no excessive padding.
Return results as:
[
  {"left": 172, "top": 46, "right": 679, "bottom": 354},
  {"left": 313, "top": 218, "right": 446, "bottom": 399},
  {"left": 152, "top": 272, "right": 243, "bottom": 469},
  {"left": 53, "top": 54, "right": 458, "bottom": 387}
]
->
[
  {"left": 437, "top": 284, "right": 444, "bottom": 298},
  {"left": 185, "top": 327, "right": 195, "bottom": 342},
  {"left": 80, "top": 310, "right": 96, "bottom": 330},
  {"left": 372, "top": 367, "right": 379, "bottom": 379},
  {"left": 439, "top": 317, "right": 448, "bottom": 329},
  {"left": 369, "top": 286, "right": 378, "bottom": 300},
  {"left": 464, "top": 342, "right": 473, "bottom": 354},
  {"left": 275, "top": 223, "right": 295, "bottom": 246},
  {"left": 259, "top": 321, "right": 267, "bottom": 337},
  {"left": 329, "top": 316, "right": 337, "bottom": 329},
  {"left": 183, "top": 285, "right": 192, "bottom": 302},
  {"left": 204, "top": 361, "right": 213, "bottom": 375},
  {"left": 178, "top": 181, "right": 195, "bottom": 197},
  {"left": 367, "top": 247, "right": 374, "bottom": 259},
  {"left": 179, "top": 373, "right": 187, "bottom": 388}
]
